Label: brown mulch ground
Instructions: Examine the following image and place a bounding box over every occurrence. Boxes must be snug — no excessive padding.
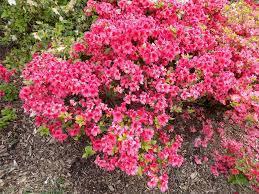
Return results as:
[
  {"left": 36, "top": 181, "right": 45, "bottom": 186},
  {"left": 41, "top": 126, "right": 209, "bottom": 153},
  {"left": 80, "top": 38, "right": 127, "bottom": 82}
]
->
[{"left": 0, "top": 46, "right": 255, "bottom": 194}]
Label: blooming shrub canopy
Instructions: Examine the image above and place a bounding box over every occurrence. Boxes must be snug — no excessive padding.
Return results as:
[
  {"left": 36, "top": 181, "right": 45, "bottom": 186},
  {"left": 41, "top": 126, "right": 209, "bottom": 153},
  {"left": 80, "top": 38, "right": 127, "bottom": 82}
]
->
[{"left": 20, "top": 0, "right": 258, "bottom": 192}]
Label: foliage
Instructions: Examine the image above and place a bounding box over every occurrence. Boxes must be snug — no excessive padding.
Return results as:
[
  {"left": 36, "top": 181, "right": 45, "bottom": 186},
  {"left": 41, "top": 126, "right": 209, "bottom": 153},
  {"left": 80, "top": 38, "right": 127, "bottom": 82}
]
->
[
  {"left": 0, "top": 107, "right": 17, "bottom": 129},
  {"left": 82, "top": 145, "right": 96, "bottom": 159},
  {"left": 0, "top": 64, "right": 18, "bottom": 101},
  {"left": 38, "top": 125, "right": 50, "bottom": 136},
  {"left": 0, "top": 0, "right": 94, "bottom": 69},
  {"left": 20, "top": 0, "right": 258, "bottom": 192},
  {"left": 0, "top": 83, "right": 18, "bottom": 101},
  {"left": 228, "top": 174, "right": 249, "bottom": 186}
]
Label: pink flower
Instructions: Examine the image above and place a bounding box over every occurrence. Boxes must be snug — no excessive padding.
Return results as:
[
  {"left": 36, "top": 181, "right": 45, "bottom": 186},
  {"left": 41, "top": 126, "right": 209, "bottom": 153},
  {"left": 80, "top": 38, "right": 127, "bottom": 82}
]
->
[
  {"left": 210, "top": 166, "right": 219, "bottom": 176},
  {"left": 230, "top": 168, "right": 239, "bottom": 175},
  {"left": 230, "top": 94, "right": 241, "bottom": 103},
  {"left": 141, "top": 128, "right": 154, "bottom": 142},
  {"left": 113, "top": 111, "right": 124, "bottom": 123},
  {"left": 0, "top": 64, "right": 13, "bottom": 82},
  {"left": 159, "top": 174, "right": 169, "bottom": 192},
  {"left": 157, "top": 114, "right": 169, "bottom": 127},
  {"left": 68, "top": 126, "right": 80, "bottom": 136},
  {"left": 170, "top": 154, "right": 183, "bottom": 167},
  {"left": 69, "top": 99, "right": 77, "bottom": 106},
  {"left": 147, "top": 176, "right": 158, "bottom": 189},
  {"left": 95, "top": 155, "right": 116, "bottom": 171},
  {"left": 194, "top": 137, "right": 202, "bottom": 148},
  {"left": 203, "top": 156, "right": 209, "bottom": 163},
  {"left": 73, "top": 43, "right": 86, "bottom": 53},
  {"left": 90, "top": 126, "right": 101, "bottom": 136}
]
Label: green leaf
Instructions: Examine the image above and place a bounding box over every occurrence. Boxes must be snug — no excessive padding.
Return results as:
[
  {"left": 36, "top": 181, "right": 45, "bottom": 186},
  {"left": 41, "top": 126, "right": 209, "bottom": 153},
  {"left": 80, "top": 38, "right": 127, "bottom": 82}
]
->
[
  {"left": 155, "top": 1, "right": 164, "bottom": 9},
  {"left": 230, "top": 101, "right": 240, "bottom": 107},
  {"left": 118, "top": 133, "right": 127, "bottom": 142},
  {"left": 187, "top": 108, "right": 195, "bottom": 113},
  {"left": 75, "top": 115, "right": 85, "bottom": 127},
  {"left": 228, "top": 174, "right": 249, "bottom": 186},
  {"left": 92, "top": 15, "right": 98, "bottom": 23},
  {"left": 137, "top": 166, "right": 143, "bottom": 176},
  {"left": 0, "top": 108, "right": 17, "bottom": 129},
  {"left": 151, "top": 140, "right": 157, "bottom": 145},
  {"left": 141, "top": 141, "right": 151, "bottom": 152},
  {"left": 170, "top": 105, "right": 182, "bottom": 113},
  {"left": 82, "top": 145, "right": 96, "bottom": 159},
  {"left": 0, "top": 83, "right": 18, "bottom": 102},
  {"left": 99, "top": 125, "right": 107, "bottom": 132},
  {"left": 38, "top": 125, "right": 50, "bottom": 136},
  {"left": 73, "top": 134, "right": 81, "bottom": 141},
  {"left": 23, "top": 80, "right": 34, "bottom": 86},
  {"left": 154, "top": 117, "right": 160, "bottom": 128},
  {"left": 1, "top": 9, "right": 9, "bottom": 18}
]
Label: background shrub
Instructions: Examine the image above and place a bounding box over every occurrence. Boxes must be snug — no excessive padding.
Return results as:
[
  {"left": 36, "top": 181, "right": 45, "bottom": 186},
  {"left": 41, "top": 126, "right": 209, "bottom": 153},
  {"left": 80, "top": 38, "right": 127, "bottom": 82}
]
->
[{"left": 0, "top": 0, "right": 94, "bottom": 70}]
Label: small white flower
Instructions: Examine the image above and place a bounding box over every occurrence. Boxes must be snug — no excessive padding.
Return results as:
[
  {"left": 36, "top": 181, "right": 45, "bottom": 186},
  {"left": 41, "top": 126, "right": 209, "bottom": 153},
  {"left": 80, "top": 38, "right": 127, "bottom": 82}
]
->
[
  {"left": 52, "top": 8, "right": 60, "bottom": 15},
  {"left": 32, "top": 32, "right": 41, "bottom": 41},
  {"left": 27, "top": 0, "right": 37, "bottom": 6},
  {"left": 11, "top": 35, "right": 17, "bottom": 41},
  {"left": 56, "top": 46, "right": 66, "bottom": 52},
  {"left": 7, "top": 0, "right": 16, "bottom": 5}
]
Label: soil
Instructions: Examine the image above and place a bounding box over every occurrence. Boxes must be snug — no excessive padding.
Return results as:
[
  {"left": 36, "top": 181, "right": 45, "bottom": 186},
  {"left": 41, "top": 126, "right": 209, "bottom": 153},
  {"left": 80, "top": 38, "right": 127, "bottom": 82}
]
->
[{"left": 0, "top": 46, "right": 255, "bottom": 194}]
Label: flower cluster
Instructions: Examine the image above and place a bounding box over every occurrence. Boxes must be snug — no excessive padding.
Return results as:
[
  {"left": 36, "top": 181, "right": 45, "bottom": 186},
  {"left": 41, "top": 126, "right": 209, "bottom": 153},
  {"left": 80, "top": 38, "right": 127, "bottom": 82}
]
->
[
  {"left": 20, "top": 0, "right": 258, "bottom": 192},
  {"left": 0, "top": 64, "right": 14, "bottom": 98},
  {"left": 0, "top": 64, "right": 13, "bottom": 83}
]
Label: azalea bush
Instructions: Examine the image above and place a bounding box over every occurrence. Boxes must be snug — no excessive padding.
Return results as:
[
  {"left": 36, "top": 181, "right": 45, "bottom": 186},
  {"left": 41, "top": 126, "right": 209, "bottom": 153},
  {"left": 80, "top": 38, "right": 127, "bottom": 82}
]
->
[{"left": 20, "top": 0, "right": 258, "bottom": 192}]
